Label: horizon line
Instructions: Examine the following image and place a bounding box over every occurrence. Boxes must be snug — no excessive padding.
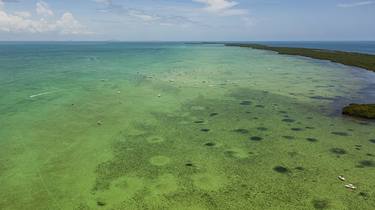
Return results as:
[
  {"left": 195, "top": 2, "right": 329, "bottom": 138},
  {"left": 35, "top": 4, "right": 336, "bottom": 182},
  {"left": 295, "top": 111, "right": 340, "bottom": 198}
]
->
[{"left": 0, "top": 40, "right": 375, "bottom": 42}]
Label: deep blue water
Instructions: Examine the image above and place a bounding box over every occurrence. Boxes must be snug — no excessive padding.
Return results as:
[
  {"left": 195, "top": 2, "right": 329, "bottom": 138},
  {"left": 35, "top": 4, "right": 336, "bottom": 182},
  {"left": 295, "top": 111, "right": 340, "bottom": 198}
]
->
[{"left": 255, "top": 41, "right": 375, "bottom": 55}]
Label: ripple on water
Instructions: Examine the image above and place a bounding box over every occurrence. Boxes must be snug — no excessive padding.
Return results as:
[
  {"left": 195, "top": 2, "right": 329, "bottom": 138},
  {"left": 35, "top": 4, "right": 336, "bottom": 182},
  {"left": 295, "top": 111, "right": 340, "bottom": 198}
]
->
[
  {"left": 358, "top": 160, "right": 375, "bottom": 168},
  {"left": 329, "top": 148, "right": 347, "bottom": 155},
  {"left": 312, "top": 199, "right": 330, "bottom": 209},
  {"left": 295, "top": 166, "right": 304, "bottom": 171},
  {"left": 191, "top": 106, "right": 206, "bottom": 111},
  {"left": 283, "top": 135, "right": 295, "bottom": 140},
  {"left": 257, "top": 127, "right": 268, "bottom": 131},
  {"left": 331, "top": 131, "right": 350, "bottom": 136},
  {"left": 240, "top": 100, "right": 252, "bottom": 105},
  {"left": 149, "top": 174, "right": 178, "bottom": 195},
  {"left": 224, "top": 148, "right": 249, "bottom": 159},
  {"left": 233, "top": 128, "right": 249, "bottom": 134},
  {"left": 191, "top": 173, "right": 227, "bottom": 191},
  {"left": 146, "top": 136, "right": 165, "bottom": 144},
  {"left": 209, "top": 112, "right": 219, "bottom": 117},
  {"left": 149, "top": 156, "right": 171, "bottom": 166},
  {"left": 306, "top": 137, "right": 318, "bottom": 142},
  {"left": 282, "top": 118, "right": 295, "bottom": 123}
]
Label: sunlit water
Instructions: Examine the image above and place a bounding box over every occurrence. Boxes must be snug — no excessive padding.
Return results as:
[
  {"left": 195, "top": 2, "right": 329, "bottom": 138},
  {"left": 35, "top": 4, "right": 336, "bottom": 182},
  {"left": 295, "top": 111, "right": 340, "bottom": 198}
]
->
[{"left": 0, "top": 42, "right": 375, "bottom": 210}]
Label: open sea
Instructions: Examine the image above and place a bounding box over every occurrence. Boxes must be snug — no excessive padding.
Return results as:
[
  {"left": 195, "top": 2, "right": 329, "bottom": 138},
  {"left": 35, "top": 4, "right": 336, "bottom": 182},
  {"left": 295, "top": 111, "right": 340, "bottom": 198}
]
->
[{"left": 0, "top": 42, "right": 375, "bottom": 209}]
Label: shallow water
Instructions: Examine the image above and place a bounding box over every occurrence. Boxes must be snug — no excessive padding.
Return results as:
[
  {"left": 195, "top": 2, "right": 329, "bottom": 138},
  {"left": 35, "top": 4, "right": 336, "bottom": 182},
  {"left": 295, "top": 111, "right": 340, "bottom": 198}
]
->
[{"left": 0, "top": 42, "right": 375, "bottom": 210}]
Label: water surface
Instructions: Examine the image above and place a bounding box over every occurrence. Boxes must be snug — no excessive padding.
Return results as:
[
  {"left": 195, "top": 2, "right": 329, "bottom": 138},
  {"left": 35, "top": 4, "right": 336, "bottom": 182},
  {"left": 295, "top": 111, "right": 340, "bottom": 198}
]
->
[{"left": 0, "top": 42, "right": 375, "bottom": 210}]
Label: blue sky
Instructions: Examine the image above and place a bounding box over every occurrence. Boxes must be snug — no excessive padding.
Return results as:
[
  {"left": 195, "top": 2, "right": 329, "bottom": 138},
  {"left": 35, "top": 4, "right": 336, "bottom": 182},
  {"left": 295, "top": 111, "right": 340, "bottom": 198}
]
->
[{"left": 0, "top": 0, "right": 374, "bottom": 41}]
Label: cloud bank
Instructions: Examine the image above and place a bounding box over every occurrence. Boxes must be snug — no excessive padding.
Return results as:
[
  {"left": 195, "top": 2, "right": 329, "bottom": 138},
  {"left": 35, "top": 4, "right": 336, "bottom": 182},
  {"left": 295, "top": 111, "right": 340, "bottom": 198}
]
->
[
  {"left": 193, "top": 0, "right": 248, "bottom": 16},
  {"left": 338, "top": 1, "right": 374, "bottom": 8},
  {"left": 0, "top": 0, "right": 91, "bottom": 35}
]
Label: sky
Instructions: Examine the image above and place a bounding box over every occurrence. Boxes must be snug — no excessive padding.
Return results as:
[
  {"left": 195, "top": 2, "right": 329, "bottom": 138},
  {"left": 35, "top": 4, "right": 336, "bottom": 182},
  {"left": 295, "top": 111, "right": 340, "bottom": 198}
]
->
[{"left": 0, "top": 0, "right": 374, "bottom": 41}]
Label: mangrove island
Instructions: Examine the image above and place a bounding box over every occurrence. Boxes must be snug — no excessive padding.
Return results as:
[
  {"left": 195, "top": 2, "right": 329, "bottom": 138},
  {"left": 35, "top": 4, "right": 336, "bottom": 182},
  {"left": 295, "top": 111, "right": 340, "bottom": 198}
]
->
[{"left": 226, "top": 43, "right": 375, "bottom": 119}]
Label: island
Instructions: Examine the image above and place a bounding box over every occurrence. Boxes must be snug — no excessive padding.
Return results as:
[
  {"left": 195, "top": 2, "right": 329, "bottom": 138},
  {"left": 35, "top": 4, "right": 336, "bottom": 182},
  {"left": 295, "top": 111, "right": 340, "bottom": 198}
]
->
[
  {"left": 342, "top": 104, "right": 375, "bottom": 119},
  {"left": 226, "top": 43, "right": 375, "bottom": 119},
  {"left": 225, "top": 43, "right": 375, "bottom": 72}
]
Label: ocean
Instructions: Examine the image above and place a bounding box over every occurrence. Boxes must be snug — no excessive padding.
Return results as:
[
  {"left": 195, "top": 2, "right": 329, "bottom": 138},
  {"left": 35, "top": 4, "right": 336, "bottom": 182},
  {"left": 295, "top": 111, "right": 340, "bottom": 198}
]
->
[{"left": 0, "top": 42, "right": 374, "bottom": 209}]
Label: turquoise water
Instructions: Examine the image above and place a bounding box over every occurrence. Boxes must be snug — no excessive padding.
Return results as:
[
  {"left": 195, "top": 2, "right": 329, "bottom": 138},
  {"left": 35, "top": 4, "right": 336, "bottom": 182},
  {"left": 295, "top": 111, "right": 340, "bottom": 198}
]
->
[{"left": 0, "top": 42, "right": 375, "bottom": 209}]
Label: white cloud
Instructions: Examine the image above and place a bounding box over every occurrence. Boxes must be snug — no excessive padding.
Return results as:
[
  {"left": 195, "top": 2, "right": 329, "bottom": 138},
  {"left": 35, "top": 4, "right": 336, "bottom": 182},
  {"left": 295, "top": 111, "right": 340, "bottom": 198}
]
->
[
  {"left": 194, "top": 0, "right": 238, "bottom": 11},
  {"left": 128, "top": 10, "right": 160, "bottom": 22},
  {"left": 93, "top": 0, "right": 112, "bottom": 5},
  {"left": 0, "top": 10, "right": 49, "bottom": 33},
  {"left": 193, "top": 0, "right": 248, "bottom": 16},
  {"left": 36, "top": 0, "right": 54, "bottom": 16},
  {"left": 93, "top": 1, "right": 196, "bottom": 26},
  {"left": 0, "top": 1, "right": 91, "bottom": 35},
  {"left": 338, "top": 1, "right": 374, "bottom": 8},
  {"left": 56, "top": 12, "right": 91, "bottom": 35},
  {"left": 14, "top": 11, "right": 31, "bottom": 18},
  {"left": 92, "top": 0, "right": 253, "bottom": 28}
]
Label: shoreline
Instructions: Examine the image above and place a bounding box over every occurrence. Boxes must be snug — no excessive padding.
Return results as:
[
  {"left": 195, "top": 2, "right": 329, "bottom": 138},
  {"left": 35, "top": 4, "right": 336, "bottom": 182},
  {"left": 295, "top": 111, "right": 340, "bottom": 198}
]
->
[
  {"left": 225, "top": 43, "right": 375, "bottom": 119},
  {"left": 225, "top": 43, "right": 375, "bottom": 72}
]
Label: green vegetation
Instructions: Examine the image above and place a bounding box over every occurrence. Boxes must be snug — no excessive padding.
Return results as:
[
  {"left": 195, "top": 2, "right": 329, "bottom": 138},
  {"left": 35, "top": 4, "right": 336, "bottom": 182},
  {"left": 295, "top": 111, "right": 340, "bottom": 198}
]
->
[
  {"left": 226, "top": 43, "right": 375, "bottom": 72},
  {"left": 342, "top": 104, "right": 375, "bottom": 119}
]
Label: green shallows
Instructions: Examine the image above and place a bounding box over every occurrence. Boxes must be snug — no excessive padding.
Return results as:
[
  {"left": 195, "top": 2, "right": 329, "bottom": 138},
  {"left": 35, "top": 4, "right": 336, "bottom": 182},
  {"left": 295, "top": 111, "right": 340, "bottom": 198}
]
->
[{"left": 0, "top": 43, "right": 375, "bottom": 209}]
